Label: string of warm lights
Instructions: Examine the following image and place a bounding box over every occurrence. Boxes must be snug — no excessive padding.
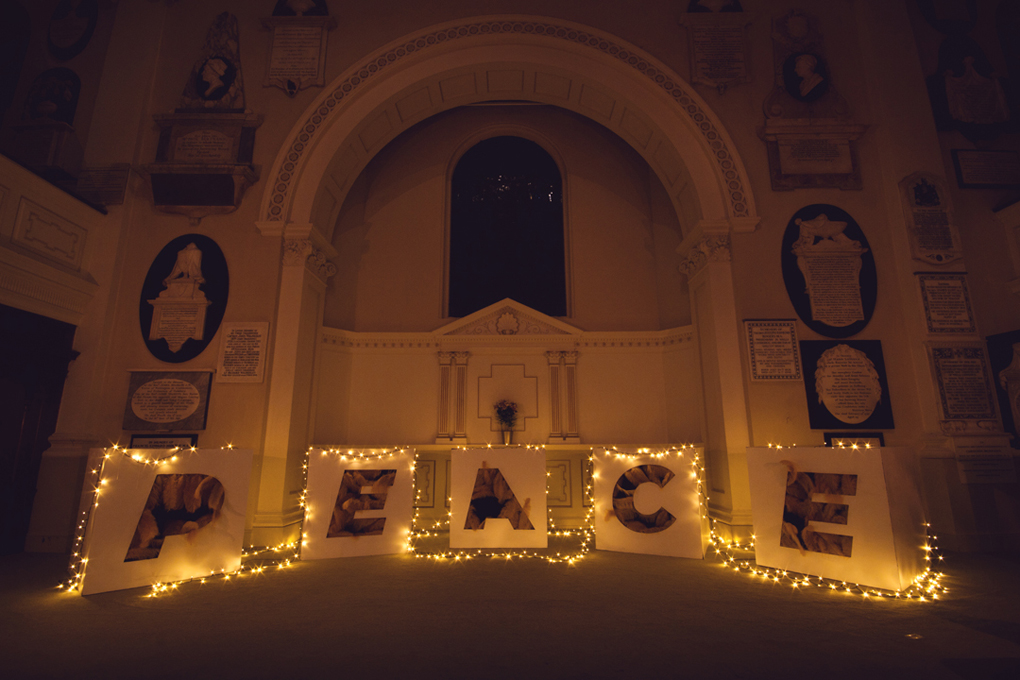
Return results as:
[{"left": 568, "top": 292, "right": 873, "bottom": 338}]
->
[
  {"left": 708, "top": 524, "right": 946, "bottom": 601},
  {"left": 710, "top": 441, "right": 946, "bottom": 602},
  {"left": 300, "top": 446, "right": 410, "bottom": 555},
  {"left": 65, "top": 443, "right": 947, "bottom": 603},
  {"left": 62, "top": 445, "right": 300, "bottom": 597},
  {"left": 408, "top": 444, "right": 594, "bottom": 564}
]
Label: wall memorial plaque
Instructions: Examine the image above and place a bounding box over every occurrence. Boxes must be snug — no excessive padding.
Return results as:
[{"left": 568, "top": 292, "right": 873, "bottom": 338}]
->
[
  {"left": 123, "top": 371, "right": 212, "bottom": 431},
  {"left": 988, "top": 330, "right": 1020, "bottom": 448},
  {"left": 782, "top": 205, "right": 876, "bottom": 338},
  {"left": 262, "top": 2, "right": 335, "bottom": 97},
  {"left": 744, "top": 319, "right": 801, "bottom": 381},
  {"left": 129, "top": 434, "right": 198, "bottom": 449},
  {"left": 952, "top": 149, "right": 1020, "bottom": 188},
  {"left": 143, "top": 13, "right": 262, "bottom": 224},
  {"left": 215, "top": 322, "right": 269, "bottom": 383},
  {"left": 926, "top": 342, "right": 999, "bottom": 435},
  {"left": 139, "top": 234, "right": 228, "bottom": 363},
  {"left": 680, "top": 5, "right": 751, "bottom": 94},
  {"left": 760, "top": 9, "right": 866, "bottom": 191},
  {"left": 953, "top": 437, "right": 1017, "bottom": 484},
  {"left": 47, "top": 0, "right": 98, "bottom": 61},
  {"left": 800, "top": 340, "right": 894, "bottom": 430},
  {"left": 899, "top": 173, "right": 963, "bottom": 264},
  {"left": 917, "top": 273, "right": 976, "bottom": 335}
]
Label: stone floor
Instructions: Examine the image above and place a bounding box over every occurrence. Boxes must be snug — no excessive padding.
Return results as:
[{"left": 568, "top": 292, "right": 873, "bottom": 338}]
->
[{"left": 1, "top": 546, "right": 1019, "bottom": 679}]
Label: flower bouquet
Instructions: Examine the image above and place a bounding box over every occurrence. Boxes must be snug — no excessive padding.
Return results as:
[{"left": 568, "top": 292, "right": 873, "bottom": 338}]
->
[{"left": 494, "top": 399, "right": 518, "bottom": 444}]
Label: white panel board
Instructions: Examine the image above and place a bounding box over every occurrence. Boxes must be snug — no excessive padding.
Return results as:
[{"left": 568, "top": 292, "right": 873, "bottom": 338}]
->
[
  {"left": 450, "top": 447, "right": 548, "bottom": 549},
  {"left": 302, "top": 448, "right": 415, "bottom": 559},
  {"left": 746, "top": 447, "right": 925, "bottom": 591},
  {"left": 593, "top": 447, "right": 707, "bottom": 558},
  {"left": 80, "top": 448, "right": 252, "bottom": 596}
]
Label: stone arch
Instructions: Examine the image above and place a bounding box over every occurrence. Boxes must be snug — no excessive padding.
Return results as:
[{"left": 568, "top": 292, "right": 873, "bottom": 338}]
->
[
  {"left": 259, "top": 16, "right": 759, "bottom": 240},
  {"left": 254, "top": 16, "right": 760, "bottom": 546}
]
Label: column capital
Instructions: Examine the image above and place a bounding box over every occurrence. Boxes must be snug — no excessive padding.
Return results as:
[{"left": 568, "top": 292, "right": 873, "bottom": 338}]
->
[
  {"left": 282, "top": 237, "right": 337, "bottom": 282},
  {"left": 679, "top": 234, "right": 731, "bottom": 276}
]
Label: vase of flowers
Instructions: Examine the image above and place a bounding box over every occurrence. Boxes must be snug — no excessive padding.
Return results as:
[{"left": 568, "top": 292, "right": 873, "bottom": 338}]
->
[{"left": 494, "top": 399, "right": 517, "bottom": 445}]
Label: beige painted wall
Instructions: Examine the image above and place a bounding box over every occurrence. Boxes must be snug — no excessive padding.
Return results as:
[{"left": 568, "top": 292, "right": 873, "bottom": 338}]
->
[
  {"left": 324, "top": 105, "right": 689, "bottom": 333},
  {"left": 7, "top": 0, "right": 1020, "bottom": 549}
]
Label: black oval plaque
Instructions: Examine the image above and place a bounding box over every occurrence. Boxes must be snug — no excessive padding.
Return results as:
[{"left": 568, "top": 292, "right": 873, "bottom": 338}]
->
[
  {"left": 139, "top": 234, "right": 229, "bottom": 363},
  {"left": 781, "top": 204, "right": 876, "bottom": 338},
  {"left": 47, "top": 0, "right": 99, "bottom": 62}
]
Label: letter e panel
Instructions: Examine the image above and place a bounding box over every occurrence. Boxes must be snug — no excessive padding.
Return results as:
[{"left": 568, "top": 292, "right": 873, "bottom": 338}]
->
[{"left": 746, "top": 447, "right": 925, "bottom": 592}]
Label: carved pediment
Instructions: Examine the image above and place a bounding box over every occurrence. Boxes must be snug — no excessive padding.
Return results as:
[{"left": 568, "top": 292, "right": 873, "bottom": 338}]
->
[{"left": 435, "top": 299, "right": 580, "bottom": 337}]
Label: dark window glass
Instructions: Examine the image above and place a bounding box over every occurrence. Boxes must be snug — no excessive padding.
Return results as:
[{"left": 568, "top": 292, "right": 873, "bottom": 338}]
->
[{"left": 449, "top": 136, "right": 566, "bottom": 317}]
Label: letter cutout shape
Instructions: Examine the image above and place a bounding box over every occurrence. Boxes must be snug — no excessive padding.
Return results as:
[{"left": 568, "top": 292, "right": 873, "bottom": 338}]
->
[
  {"left": 449, "top": 448, "right": 547, "bottom": 549},
  {"left": 328, "top": 469, "right": 396, "bottom": 537},
  {"left": 613, "top": 465, "right": 678, "bottom": 533},
  {"left": 592, "top": 448, "right": 707, "bottom": 558},
  {"left": 781, "top": 468, "right": 856, "bottom": 557},
  {"left": 79, "top": 447, "right": 252, "bottom": 596},
  {"left": 125, "top": 474, "right": 225, "bottom": 561},
  {"left": 301, "top": 448, "right": 415, "bottom": 559},
  {"left": 783, "top": 468, "right": 856, "bottom": 558},
  {"left": 746, "top": 446, "right": 927, "bottom": 591},
  {"left": 464, "top": 467, "right": 534, "bottom": 531}
]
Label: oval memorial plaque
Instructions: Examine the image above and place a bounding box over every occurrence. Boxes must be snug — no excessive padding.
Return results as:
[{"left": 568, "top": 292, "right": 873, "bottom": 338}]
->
[
  {"left": 781, "top": 204, "right": 877, "bottom": 338},
  {"left": 131, "top": 379, "right": 201, "bottom": 423},
  {"left": 139, "top": 234, "right": 229, "bottom": 363}
]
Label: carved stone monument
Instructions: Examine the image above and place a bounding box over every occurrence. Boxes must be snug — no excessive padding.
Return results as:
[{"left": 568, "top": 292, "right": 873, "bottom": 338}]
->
[
  {"left": 782, "top": 205, "right": 877, "bottom": 338},
  {"left": 140, "top": 234, "right": 228, "bottom": 363},
  {"left": 0, "top": 68, "right": 83, "bottom": 190},
  {"left": 899, "top": 173, "right": 963, "bottom": 265},
  {"left": 679, "top": 2, "right": 751, "bottom": 94},
  {"left": 262, "top": 0, "right": 336, "bottom": 97},
  {"left": 799, "top": 340, "right": 894, "bottom": 430},
  {"left": 143, "top": 13, "right": 263, "bottom": 224},
  {"left": 917, "top": 273, "right": 976, "bottom": 335},
  {"left": 927, "top": 341, "right": 1001, "bottom": 436},
  {"left": 759, "top": 9, "right": 866, "bottom": 190},
  {"left": 148, "top": 243, "right": 212, "bottom": 353}
]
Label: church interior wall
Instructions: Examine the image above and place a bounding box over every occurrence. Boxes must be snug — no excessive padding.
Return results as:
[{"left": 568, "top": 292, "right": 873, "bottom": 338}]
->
[
  {"left": 324, "top": 104, "right": 689, "bottom": 333},
  {"left": 906, "top": 0, "right": 1020, "bottom": 338},
  {"left": 3, "top": 0, "right": 1020, "bottom": 552}
]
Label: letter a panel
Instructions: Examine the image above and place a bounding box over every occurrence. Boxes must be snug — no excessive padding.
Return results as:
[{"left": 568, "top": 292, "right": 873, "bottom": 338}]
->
[{"left": 450, "top": 447, "right": 548, "bottom": 549}]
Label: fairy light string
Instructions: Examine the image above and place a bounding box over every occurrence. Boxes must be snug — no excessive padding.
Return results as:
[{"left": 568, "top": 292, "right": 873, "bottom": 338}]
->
[
  {"left": 61, "top": 445, "right": 300, "bottom": 597},
  {"left": 708, "top": 441, "right": 947, "bottom": 602},
  {"left": 408, "top": 444, "right": 593, "bottom": 564},
  {"left": 65, "top": 442, "right": 946, "bottom": 602}
]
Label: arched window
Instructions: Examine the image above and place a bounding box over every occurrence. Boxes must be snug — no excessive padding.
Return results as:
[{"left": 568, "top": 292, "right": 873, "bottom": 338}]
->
[{"left": 448, "top": 136, "right": 566, "bottom": 318}]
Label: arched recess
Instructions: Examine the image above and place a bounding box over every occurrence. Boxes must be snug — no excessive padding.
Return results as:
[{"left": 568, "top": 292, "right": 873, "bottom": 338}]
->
[
  {"left": 444, "top": 125, "right": 572, "bottom": 319},
  {"left": 258, "top": 16, "right": 759, "bottom": 238},
  {"left": 252, "top": 16, "right": 759, "bottom": 546}
]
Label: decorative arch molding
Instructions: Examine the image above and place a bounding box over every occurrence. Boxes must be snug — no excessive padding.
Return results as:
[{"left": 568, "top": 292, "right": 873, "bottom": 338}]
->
[{"left": 259, "top": 16, "right": 759, "bottom": 240}]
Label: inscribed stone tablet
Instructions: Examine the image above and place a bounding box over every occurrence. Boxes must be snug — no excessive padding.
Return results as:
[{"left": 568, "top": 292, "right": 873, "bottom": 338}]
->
[
  {"left": 800, "top": 340, "right": 894, "bottom": 430},
  {"left": 782, "top": 205, "right": 877, "bottom": 338}
]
